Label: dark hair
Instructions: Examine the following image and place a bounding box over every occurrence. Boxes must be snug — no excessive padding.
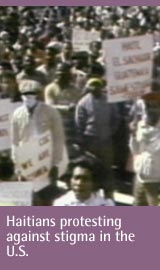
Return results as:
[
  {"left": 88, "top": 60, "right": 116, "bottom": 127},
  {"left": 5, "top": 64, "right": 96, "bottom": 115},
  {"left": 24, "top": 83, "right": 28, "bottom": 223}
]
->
[
  {"left": 63, "top": 154, "right": 106, "bottom": 191},
  {"left": 88, "top": 62, "right": 105, "bottom": 77},
  {"left": 69, "top": 155, "right": 95, "bottom": 173}
]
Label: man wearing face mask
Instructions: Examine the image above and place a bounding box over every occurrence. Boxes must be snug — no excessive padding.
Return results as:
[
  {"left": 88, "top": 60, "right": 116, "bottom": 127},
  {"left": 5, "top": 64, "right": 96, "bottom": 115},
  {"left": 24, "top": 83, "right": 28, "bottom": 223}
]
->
[
  {"left": 75, "top": 78, "right": 119, "bottom": 198},
  {"left": 129, "top": 92, "right": 160, "bottom": 206},
  {"left": 11, "top": 79, "right": 65, "bottom": 206}
]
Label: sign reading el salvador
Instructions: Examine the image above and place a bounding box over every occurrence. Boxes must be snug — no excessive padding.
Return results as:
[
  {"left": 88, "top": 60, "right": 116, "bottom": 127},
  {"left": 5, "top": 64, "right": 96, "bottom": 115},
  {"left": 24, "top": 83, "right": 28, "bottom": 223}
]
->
[
  {"left": 103, "top": 34, "right": 153, "bottom": 102},
  {"left": 0, "top": 99, "right": 21, "bottom": 151},
  {"left": 16, "top": 131, "right": 52, "bottom": 192},
  {"left": 72, "top": 28, "right": 100, "bottom": 52}
]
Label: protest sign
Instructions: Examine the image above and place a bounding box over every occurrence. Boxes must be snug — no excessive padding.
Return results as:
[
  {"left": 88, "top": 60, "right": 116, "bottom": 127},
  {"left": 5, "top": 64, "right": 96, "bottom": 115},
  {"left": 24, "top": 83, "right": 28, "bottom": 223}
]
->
[
  {"left": 0, "top": 99, "right": 21, "bottom": 151},
  {"left": 0, "top": 181, "right": 32, "bottom": 206},
  {"left": 103, "top": 34, "right": 153, "bottom": 102},
  {"left": 72, "top": 28, "right": 100, "bottom": 52},
  {"left": 16, "top": 131, "right": 52, "bottom": 192}
]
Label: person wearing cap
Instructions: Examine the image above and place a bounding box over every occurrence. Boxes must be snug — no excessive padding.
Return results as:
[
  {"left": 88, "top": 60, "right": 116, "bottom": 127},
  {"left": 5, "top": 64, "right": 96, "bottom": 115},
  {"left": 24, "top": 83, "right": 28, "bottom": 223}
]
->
[
  {"left": 11, "top": 79, "right": 65, "bottom": 206},
  {"left": 75, "top": 78, "right": 119, "bottom": 198},
  {"left": 53, "top": 155, "right": 114, "bottom": 206},
  {"left": 129, "top": 92, "right": 160, "bottom": 206}
]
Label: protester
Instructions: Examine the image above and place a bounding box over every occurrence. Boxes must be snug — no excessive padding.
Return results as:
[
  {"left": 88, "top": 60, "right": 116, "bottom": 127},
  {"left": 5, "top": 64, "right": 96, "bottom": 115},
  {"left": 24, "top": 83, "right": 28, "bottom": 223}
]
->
[
  {"left": 37, "top": 46, "right": 60, "bottom": 84},
  {"left": 54, "top": 155, "right": 115, "bottom": 206},
  {"left": 75, "top": 78, "right": 119, "bottom": 197},
  {"left": 45, "top": 62, "right": 82, "bottom": 158},
  {"left": 0, "top": 7, "right": 159, "bottom": 206},
  {"left": 11, "top": 79, "right": 65, "bottom": 206},
  {"left": 129, "top": 92, "right": 160, "bottom": 206}
]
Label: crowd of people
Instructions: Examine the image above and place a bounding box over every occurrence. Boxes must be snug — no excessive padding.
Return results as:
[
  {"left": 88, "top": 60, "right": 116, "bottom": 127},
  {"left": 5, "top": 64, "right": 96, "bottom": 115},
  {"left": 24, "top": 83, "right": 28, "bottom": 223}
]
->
[{"left": 0, "top": 6, "right": 160, "bottom": 206}]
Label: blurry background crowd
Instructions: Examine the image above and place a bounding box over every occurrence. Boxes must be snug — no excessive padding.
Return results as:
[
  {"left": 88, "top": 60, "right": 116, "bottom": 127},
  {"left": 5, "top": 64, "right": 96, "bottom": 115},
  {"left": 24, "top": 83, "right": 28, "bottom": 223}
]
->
[{"left": 0, "top": 6, "right": 160, "bottom": 205}]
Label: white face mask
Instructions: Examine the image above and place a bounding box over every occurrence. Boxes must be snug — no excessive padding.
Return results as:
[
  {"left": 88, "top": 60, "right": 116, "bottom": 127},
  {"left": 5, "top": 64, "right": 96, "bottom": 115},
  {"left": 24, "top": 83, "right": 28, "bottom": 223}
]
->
[{"left": 22, "top": 95, "right": 38, "bottom": 109}]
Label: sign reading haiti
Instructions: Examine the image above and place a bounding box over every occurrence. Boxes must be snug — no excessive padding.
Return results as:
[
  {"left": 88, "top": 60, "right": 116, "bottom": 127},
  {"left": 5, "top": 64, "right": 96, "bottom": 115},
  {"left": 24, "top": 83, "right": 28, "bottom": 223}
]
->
[
  {"left": 16, "top": 131, "right": 52, "bottom": 192},
  {"left": 103, "top": 34, "right": 153, "bottom": 102},
  {"left": 0, "top": 99, "right": 21, "bottom": 151},
  {"left": 72, "top": 28, "right": 100, "bottom": 52}
]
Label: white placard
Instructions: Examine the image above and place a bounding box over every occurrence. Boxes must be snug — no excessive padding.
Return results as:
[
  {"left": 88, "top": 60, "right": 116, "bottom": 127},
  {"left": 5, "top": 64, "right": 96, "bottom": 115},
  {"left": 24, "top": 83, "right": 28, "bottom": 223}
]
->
[
  {"left": 103, "top": 34, "right": 153, "bottom": 102},
  {"left": 16, "top": 131, "right": 53, "bottom": 192},
  {"left": 0, "top": 99, "right": 22, "bottom": 151},
  {"left": 0, "top": 182, "right": 32, "bottom": 206},
  {"left": 72, "top": 28, "right": 100, "bottom": 52}
]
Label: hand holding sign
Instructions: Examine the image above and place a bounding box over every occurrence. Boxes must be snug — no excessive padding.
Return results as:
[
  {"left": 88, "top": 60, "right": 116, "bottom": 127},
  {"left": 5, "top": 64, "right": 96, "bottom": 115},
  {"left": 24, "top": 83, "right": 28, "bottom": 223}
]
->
[{"left": 16, "top": 131, "right": 52, "bottom": 192}]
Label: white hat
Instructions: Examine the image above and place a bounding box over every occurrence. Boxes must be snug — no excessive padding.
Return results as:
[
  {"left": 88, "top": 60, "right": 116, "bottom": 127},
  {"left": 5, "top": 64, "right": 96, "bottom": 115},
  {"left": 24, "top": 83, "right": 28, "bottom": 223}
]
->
[{"left": 19, "top": 80, "right": 42, "bottom": 94}]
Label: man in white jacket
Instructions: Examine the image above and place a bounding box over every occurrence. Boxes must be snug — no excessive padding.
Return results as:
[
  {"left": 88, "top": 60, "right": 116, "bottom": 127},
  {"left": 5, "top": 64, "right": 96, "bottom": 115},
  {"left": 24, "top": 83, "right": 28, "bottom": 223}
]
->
[
  {"left": 11, "top": 79, "right": 65, "bottom": 206},
  {"left": 129, "top": 92, "right": 160, "bottom": 206}
]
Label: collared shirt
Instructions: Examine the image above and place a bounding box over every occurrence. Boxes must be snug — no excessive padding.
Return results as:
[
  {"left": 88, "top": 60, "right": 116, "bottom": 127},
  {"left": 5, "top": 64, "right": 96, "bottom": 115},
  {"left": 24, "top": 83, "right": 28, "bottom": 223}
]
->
[
  {"left": 53, "top": 190, "right": 115, "bottom": 206},
  {"left": 11, "top": 102, "right": 65, "bottom": 166}
]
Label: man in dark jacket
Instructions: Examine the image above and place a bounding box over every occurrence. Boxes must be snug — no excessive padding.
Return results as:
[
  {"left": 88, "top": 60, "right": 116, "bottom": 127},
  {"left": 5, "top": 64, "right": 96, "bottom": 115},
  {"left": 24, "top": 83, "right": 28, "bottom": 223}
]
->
[{"left": 75, "top": 78, "right": 119, "bottom": 197}]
